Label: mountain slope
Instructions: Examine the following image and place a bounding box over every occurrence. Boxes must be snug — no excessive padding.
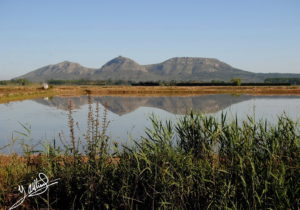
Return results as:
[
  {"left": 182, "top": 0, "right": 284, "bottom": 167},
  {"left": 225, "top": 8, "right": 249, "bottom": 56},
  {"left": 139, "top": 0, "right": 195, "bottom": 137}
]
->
[
  {"left": 145, "top": 57, "right": 258, "bottom": 81},
  {"left": 16, "top": 61, "right": 95, "bottom": 82},
  {"left": 93, "top": 56, "right": 155, "bottom": 81}
]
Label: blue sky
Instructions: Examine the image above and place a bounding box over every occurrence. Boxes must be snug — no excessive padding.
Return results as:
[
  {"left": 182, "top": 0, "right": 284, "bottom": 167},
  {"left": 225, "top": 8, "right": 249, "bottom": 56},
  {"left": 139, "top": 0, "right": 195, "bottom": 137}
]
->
[{"left": 0, "top": 0, "right": 299, "bottom": 79}]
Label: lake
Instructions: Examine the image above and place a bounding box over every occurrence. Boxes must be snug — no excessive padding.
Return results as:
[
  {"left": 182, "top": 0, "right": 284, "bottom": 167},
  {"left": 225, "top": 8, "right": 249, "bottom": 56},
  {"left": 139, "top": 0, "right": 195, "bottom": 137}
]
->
[{"left": 1, "top": 94, "right": 300, "bottom": 153}]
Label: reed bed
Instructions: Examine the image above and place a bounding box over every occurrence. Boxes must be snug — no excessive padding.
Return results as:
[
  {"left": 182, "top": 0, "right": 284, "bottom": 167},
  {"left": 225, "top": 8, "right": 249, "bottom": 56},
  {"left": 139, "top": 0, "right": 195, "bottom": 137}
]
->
[{"left": 0, "top": 98, "right": 299, "bottom": 209}]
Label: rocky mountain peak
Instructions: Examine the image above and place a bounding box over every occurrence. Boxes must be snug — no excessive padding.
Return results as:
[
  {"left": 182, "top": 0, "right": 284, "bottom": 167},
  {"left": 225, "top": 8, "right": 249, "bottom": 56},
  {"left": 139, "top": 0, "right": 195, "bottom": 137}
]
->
[{"left": 98, "top": 56, "right": 147, "bottom": 73}]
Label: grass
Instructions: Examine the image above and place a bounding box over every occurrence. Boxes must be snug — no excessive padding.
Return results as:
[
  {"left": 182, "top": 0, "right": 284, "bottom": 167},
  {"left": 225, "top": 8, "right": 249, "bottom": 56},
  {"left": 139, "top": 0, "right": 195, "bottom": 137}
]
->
[
  {"left": 0, "top": 85, "right": 57, "bottom": 104},
  {"left": 1, "top": 85, "right": 300, "bottom": 104},
  {"left": 0, "top": 98, "right": 299, "bottom": 209}
]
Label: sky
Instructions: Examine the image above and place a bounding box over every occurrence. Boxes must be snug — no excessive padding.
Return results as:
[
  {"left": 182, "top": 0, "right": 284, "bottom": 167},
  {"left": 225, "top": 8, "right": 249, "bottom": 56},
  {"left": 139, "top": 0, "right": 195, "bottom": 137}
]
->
[{"left": 0, "top": 0, "right": 299, "bottom": 80}]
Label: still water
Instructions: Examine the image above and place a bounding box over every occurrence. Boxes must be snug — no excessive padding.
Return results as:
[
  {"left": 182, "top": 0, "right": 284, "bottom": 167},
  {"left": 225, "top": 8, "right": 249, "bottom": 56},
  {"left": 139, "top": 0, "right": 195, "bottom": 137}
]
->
[{"left": 1, "top": 94, "right": 300, "bottom": 153}]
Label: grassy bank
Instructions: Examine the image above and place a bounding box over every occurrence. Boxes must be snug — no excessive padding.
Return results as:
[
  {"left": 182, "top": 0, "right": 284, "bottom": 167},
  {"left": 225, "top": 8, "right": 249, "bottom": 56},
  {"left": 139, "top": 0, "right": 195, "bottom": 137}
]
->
[
  {"left": 0, "top": 100, "right": 299, "bottom": 209},
  {"left": 0, "top": 85, "right": 57, "bottom": 104},
  {"left": 1, "top": 85, "right": 300, "bottom": 104}
]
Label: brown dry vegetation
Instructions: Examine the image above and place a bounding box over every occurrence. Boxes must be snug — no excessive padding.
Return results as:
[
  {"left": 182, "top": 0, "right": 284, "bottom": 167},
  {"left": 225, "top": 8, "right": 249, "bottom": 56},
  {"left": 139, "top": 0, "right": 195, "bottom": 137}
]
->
[{"left": 1, "top": 85, "right": 300, "bottom": 104}]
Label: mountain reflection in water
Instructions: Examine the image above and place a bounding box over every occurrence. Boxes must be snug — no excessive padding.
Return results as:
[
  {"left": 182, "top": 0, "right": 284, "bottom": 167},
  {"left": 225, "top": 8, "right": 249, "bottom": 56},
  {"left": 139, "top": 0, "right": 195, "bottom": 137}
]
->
[{"left": 34, "top": 94, "right": 257, "bottom": 115}]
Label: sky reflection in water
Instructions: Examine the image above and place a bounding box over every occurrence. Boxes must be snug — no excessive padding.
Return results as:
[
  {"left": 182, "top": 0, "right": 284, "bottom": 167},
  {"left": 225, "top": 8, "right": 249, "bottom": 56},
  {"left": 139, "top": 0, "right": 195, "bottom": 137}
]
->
[{"left": 1, "top": 94, "right": 300, "bottom": 153}]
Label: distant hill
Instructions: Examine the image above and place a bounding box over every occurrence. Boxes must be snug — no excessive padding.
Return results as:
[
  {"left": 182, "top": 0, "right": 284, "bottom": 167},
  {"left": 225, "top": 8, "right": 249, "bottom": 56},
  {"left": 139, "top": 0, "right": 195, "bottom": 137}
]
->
[
  {"left": 94, "top": 56, "right": 154, "bottom": 81},
  {"left": 144, "top": 57, "right": 258, "bottom": 81},
  {"left": 15, "top": 61, "right": 94, "bottom": 82},
  {"left": 15, "top": 56, "right": 300, "bottom": 82}
]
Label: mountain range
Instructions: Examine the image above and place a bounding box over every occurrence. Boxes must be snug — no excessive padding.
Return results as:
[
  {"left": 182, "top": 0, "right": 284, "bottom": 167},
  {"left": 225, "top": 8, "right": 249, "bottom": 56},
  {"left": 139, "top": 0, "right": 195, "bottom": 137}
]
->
[{"left": 16, "top": 56, "right": 300, "bottom": 82}]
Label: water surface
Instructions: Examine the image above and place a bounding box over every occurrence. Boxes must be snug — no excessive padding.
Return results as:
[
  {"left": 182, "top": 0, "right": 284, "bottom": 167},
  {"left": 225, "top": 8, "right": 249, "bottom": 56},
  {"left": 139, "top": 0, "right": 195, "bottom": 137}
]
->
[{"left": 1, "top": 94, "right": 300, "bottom": 153}]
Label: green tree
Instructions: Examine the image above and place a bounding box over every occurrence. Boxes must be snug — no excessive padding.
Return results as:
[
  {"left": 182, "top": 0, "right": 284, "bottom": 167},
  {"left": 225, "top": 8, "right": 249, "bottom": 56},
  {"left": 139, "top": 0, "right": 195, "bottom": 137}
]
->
[{"left": 231, "top": 78, "right": 242, "bottom": 86}]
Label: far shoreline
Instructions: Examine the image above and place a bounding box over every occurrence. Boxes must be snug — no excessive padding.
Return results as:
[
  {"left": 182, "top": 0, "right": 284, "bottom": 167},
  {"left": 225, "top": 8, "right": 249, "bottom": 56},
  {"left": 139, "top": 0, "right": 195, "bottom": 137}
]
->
[{"left": 1, "top": 85, "right": 300, "bottom": 104}]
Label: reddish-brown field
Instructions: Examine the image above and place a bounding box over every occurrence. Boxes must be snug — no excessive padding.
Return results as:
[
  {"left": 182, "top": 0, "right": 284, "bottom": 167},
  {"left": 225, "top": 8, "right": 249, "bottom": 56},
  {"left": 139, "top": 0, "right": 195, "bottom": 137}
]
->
[{"left": 1, "top": 85, "right": 300, "bottom": 104}]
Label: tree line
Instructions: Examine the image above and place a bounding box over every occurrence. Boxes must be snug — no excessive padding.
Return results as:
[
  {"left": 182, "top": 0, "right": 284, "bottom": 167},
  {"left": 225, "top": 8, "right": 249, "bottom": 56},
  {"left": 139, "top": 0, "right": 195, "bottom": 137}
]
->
[
  {"left": 264, "top": 78, "right": 300, "bottom": 85},
  {"left": 0, "top": 78, "right": 298, "bottom": 86}
]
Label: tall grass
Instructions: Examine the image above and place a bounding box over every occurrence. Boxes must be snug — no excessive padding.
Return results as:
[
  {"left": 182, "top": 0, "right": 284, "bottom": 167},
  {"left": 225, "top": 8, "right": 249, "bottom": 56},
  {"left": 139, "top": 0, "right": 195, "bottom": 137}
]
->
[{"left": 0, "top": 98, "right": 299, "bottom": 209}]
